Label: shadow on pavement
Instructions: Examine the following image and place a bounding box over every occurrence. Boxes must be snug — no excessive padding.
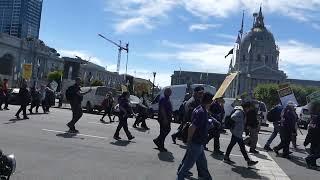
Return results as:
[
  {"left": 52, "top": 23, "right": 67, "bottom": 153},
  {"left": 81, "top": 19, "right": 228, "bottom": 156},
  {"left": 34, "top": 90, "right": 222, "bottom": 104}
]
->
[
  {"left": 110, "top": 140, "right": 131, "bottom": 146},
  {"left": 4, "top": 118, "right": 28, "bottom": 124},
  {"left": 186, "top": 177, "right": 198, "bottom": 180},
  {"left": 210, "top": 153, "right": 224, "bottom": 161},
  {"left": 291, "top": 147, "right": 307, "bottom": 154},
  {"left": 259, "top": 129, "right": 273, "bottom": 133},
  {"left": 250, "top": 153, "right": 272, "bottom": 161},
  {"left": 287, "top": 155, "right": 308, "bottom": 168},
  {"left": 56, "top": 132, "right": 84, "bottom": 139},
  {"left": 133, "top": 127, "right": 148, "bottom": 132},
  {"left": 158, "top": 151, "right": 175, "bottom": 162},
  {"left": 231, "top": 165, "right": 266, "bottom": 179}
]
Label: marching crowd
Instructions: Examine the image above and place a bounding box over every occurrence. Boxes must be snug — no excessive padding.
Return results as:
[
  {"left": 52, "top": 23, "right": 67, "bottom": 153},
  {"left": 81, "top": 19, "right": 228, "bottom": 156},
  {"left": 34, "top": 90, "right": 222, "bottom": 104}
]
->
[{"left": 1, "top": 77, "right": 320, "bottom": 179}]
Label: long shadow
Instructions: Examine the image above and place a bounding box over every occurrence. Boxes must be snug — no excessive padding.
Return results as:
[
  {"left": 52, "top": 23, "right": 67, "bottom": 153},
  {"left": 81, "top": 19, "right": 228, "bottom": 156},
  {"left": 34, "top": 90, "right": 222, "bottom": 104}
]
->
[
  {"left": 4, "top": 118, "right": 28, "bottom": 124},
  {"left": 250, "top": 153, "right": 272, "bottom": 161},
  {"left": 287, "top": 155, "right": 308, "bottom": 168},
  {"left": 133, "top": 127, "right": 148, "bottom": 132},
  {"left": 259, "top": 129, "right": 273, "bottom": 133},
  {"left": 231, "top": 165, "right": 267, "bottom": 179},
  {"left": 158, "top": 151, "right": 175, "bottom": 162},
  {"left": 185, "top": 177, "right": 198, "bottom": 180},
  {"left": 210, "top": 153, "right": 224, "bottom": 161},
  {"left": 291, "top": 147, "right": 307, "bottom": 154},
  {"left": 56, "top": 132, "right": 84, "bottom": 140},
  {"left": 110, "top": 140, "right": 131, "bottom": 146}
]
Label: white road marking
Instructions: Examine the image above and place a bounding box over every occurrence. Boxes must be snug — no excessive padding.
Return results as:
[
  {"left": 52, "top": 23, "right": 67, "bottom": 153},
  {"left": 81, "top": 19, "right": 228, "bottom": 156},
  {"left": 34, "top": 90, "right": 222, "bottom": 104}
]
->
[
  {"left": 247, "top": 144, "right": 291, "bottom": 180},
  {"left": 42, "top": 129, "right": 109, "bottom": 140}
]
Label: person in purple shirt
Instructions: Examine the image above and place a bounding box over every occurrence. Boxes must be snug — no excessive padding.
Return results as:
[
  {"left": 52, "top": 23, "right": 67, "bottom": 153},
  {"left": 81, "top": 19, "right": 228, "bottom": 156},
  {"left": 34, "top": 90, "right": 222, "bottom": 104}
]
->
[
  {"left": 176, "top": 92, "right": 213, "bottom": 180},
  {"left": 153, "top": 88, "right": 172, "bottom": 152}
]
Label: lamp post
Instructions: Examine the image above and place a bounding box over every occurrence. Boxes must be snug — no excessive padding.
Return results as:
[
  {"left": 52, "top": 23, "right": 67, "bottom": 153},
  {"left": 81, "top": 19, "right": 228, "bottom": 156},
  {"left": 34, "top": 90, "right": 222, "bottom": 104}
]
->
[{"left": 152, "top": 72, "right": 156, "bottom": 99}]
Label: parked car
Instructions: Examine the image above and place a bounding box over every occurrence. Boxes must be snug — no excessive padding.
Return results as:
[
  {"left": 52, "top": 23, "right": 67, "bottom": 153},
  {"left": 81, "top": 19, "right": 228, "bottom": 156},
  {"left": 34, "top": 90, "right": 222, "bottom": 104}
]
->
[
  {"left": 80, "top": 86, "right": 117, "bottom": 113},
  {"left": 296, "top": 106, "right": 311, "bottom": 129},
  {"left": 149, "top": 84, "right": 216, "bottom": 122},
  {"left": 7, "top": 88, "right": 20, "bottom": 105}
]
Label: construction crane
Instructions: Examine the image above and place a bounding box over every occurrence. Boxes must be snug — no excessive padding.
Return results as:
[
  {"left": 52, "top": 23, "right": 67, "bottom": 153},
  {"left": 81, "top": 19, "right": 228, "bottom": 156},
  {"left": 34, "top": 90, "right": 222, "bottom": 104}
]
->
[{"left": 98, "top": 33, "right": 129, "bottom": 74}]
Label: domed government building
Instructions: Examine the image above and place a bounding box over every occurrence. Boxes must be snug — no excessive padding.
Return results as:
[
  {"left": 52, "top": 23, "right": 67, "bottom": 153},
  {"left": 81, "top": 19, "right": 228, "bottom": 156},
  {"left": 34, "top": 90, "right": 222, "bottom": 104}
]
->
[{"left": 171, "top": 7, "right": 320, "bottom": 98}]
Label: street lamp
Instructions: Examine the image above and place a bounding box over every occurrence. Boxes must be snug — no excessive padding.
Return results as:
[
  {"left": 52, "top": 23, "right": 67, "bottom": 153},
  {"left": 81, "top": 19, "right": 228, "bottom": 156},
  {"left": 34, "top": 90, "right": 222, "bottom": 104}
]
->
[{"left": 152, "top": 72, "right": 156, "bottom": 99}]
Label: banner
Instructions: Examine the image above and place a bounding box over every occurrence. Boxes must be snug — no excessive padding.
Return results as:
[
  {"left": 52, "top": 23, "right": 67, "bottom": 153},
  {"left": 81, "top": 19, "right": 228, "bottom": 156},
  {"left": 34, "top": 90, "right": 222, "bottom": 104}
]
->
[
  {"left": 22, "top": 64, "right": 32, "bottom": 80},
  {"left": 278, "top": 86, "right": 298, "bottom": 107},
  {"left": 213, "top": 72, "right": 238, "bottom": 99}
]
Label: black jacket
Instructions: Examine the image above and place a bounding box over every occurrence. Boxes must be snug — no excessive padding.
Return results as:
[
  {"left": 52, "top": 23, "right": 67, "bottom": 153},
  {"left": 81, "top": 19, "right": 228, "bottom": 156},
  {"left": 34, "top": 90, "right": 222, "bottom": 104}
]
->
[
  {"left": 18, "top": 87, "right": 31, "bottom": 105},
  {"left": 246, "top": 109, "right": 259, "bottom": 128}
]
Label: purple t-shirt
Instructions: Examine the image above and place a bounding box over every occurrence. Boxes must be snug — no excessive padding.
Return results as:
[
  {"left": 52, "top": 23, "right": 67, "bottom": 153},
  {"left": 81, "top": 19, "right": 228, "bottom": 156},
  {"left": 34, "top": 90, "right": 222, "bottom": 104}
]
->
[
  {"left": 192, "top": 105, "right": 209, "bottom": 145},
  {"left": 159, "top": 96, "right": 172, "bottom": 120}
]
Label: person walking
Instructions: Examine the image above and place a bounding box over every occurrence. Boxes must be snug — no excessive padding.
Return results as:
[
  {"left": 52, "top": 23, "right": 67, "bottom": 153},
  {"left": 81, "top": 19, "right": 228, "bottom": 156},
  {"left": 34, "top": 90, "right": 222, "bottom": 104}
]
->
[
  {"left": 153, "top": 88, "right": 173, "bottom": 152},
  {"left": 113, "top": 91, "right": 135, "bottom": 141},
  {"left": 206, "top": 96, "right": 225, "bottom": 155},
  {"left": 264, "top": 104, "right": 283, "bottom": 151},
  {"left": 29, "top": 87, "right": 41, "bottom": 114},
  {"left": 100, "top": 92, "right": 115, "bottom": 123},
  {"left": 304, "top": 101, "right": 320, "bottom": 169},
  {"left": 176, "top": 92, "right": 214, "bottom": 180},
  {"left": 39, "top": 85, "right": 47, "bottom": 113},
  {"left": 172, "top": 86, "right": 204, "bottom": 144},
  {"left": 223, "top": 102, "right": 258, "bottom": 166},
  {"left": 0, "top": 79, "right": 9, "bottom": 110},
  {"left": 273, "top": 102, "right": 298, "bottom": 159},
  {"left": 133, "top": 92, "right": 150, "bottom": 130},
  {"left": 15, "top": 80, "right": 31, "bottom": 119},
  {"left": 66, "top": 77, "right": 91, "bottom": 133},
  {"left": 244, "top": 104, "right": 260, "bottom": 153},
  {"left": 44, "top": 85, "right": 54, "bottom": 113}
]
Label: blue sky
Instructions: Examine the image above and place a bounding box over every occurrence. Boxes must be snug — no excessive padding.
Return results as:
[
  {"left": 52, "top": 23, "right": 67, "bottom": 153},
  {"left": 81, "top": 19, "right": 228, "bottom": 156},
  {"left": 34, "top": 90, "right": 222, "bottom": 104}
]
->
[{"left": 40, "top": 0, "right": 320, "bottom": 87}]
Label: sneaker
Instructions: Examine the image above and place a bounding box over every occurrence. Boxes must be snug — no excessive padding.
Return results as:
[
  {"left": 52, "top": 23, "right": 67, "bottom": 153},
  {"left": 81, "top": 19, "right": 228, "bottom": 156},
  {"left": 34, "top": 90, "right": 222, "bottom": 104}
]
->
[
  {"left": 160, "top": 147, "right": 168, "bottom": 152},
  {"left": 273, "top": 148, "right": 279, "bottom": 155},
  {"left": 4, "top": 108, "right": 9, "bottom": 110},
  {"left": 113, "top": 136, "right": 121, "bottom": 140},
  {"left": 171, "top": 135, "right": 177, "bottom": 144},
  {"left": 15, "top": 115, "right": 20, "bottom": 119},
  {"left": 68, "top": 129, "right": 79, "bottom": 134},
  {"left": 247, "top": 160, "right": 259, "bottom": 166},
  {"left": 128, "top": 136, "right": 135, "bottom": 141},
  {"left": 264, "top": 145, "right": 272, "bottom": 151},
  {"left": 100, "top": 119, "right": 106, "bottom": 123},
  {"left": 223, "top": 157, "right": 235, "bottom": 164},
  {"left": 249, "top": 149, "right": 260, "bottom": 154},
  {"left": 23, "top": 116, "right": 29, "bottom": 120}
]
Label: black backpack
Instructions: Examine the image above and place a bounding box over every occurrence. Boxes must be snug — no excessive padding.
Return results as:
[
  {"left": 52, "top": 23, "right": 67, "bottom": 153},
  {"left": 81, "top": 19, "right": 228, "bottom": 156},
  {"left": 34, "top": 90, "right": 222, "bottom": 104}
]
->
[
  {"left": 224, "top": 110, "right": 237, "bottom": 129},
  {"left": 267, "top": 108, "right": 277, "bottom": 122}
]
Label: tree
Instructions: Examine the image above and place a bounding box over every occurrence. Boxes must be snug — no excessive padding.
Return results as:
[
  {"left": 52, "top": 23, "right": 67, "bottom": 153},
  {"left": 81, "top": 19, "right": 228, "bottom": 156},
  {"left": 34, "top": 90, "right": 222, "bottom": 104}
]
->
[
  {"left": 47, "top": 71, "right": 63, "bottom": 82},
  {"left": 254, "top": 84, "right": 279, "bottom": 109},
  {"left": 91, "top": 80, "right": 104, "bottom": 86}
]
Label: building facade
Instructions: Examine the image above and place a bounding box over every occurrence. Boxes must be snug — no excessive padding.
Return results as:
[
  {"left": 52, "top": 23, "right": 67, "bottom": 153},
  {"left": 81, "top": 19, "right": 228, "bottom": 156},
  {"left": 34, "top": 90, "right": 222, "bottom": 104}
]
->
[
  {"left": 171, "top": 7, "right": 320, "bottom": 97},
  {"left": 0, "top": 0, "right": 43, "bottom": 39},
  {"left": 171, "top": 71, "right": 226, "bottom": 89},
  {"left": 0, "top": 33, "right": 63, "bottom": 87}
]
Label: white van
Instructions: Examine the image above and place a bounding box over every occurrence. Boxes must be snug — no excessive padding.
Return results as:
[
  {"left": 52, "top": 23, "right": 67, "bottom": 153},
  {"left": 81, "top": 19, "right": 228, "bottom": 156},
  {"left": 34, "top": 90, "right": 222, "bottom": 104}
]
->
[
  {"left": 296, "top": 106, "right": 311, "bottom": 129},
  {"left": 81, "top": 86, "right": 116, "bottom": 113},
  {"left": 150, "top": 84, "right": 216, "bottom": 121},
  {"left": 223, "top": 98, "right": 269, "bottom": 127}
]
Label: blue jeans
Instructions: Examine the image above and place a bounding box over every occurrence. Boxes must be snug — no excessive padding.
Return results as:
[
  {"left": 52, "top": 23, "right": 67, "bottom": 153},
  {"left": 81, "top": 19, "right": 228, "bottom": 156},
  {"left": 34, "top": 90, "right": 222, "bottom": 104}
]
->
[
  {"left": 265, "top": 122, "right": 280, "bottom": 147},
  {"left": 177, "top": 143, "right": 212, "bottom": 180}
]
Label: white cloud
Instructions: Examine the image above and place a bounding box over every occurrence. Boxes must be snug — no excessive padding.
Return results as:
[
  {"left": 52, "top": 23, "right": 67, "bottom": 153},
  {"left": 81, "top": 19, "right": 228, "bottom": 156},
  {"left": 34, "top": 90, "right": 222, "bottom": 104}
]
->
[
  {"left": 215, "top": 33, "right": 236, "bottom": 40},
  {"left": 106, "top": 0, "right": 320, "bottom": 32},
  {"left": 189, "top": 23, "right": 221, "bottom": 31}
]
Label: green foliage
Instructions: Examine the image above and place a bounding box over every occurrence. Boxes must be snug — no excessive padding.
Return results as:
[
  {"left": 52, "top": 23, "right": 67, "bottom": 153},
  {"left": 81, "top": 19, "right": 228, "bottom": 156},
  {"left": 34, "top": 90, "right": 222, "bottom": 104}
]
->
[
  {"left": 91, "top": 80, "right": 104, "bottom": 86},
  {"left": 254, "top": 83, "right": 320, "bottom": 108},
  {"left": 254, "top": 84, "right": 279, "bottom": 109},
  {"left": 47, "top": 71, "right": 63, "bottom": 82}
]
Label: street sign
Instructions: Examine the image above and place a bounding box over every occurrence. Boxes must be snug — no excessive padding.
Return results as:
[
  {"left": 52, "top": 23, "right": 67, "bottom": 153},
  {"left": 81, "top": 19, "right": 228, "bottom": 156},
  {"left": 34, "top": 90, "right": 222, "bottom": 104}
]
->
[
  {"left": 50, "top": 81, "right": 58, "bottom": 92},
  {"left": 306, "top": 91, "right": 320, "bottom": 103},
  {"left": 278, "top": 86, "right": 298, "bottom": 106},
  {"left": 22, "top": 64, "right": 32, "bottom": 80}
]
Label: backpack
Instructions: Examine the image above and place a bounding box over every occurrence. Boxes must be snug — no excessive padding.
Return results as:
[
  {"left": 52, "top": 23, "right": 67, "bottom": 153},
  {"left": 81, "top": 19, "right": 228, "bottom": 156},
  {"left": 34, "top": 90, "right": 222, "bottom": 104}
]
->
[
  {"left": 267, "top": 107, "right": 277, "bottom": 122},
  {"left": 224, "top": 109, "right": 237, "bottom": 129},
  {"left": 65, "top": 86, "right": 74, "bottom": 102}
]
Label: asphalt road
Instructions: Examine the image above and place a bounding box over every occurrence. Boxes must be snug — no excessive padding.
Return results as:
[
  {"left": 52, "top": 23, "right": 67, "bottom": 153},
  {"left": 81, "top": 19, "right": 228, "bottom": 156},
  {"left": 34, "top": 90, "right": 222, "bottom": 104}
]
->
[{"left": 0, "top": 106, "right": 319, "bottom": 180}]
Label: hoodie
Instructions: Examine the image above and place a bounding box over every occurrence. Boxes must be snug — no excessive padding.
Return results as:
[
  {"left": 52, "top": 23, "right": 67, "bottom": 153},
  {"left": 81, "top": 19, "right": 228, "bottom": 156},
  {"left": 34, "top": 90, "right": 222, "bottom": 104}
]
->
[{"left": 230, "top": 106, "right": 246, "bottom": 138}]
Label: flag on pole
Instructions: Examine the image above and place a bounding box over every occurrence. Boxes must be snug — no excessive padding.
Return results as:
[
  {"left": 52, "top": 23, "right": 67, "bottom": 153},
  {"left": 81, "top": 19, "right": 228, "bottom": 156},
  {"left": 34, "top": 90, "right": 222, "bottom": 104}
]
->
[{"left": 225, "top": 48, "right": 234, "bottom": 58}]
